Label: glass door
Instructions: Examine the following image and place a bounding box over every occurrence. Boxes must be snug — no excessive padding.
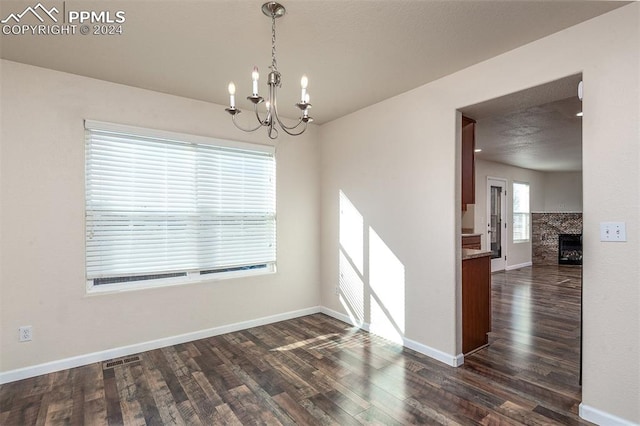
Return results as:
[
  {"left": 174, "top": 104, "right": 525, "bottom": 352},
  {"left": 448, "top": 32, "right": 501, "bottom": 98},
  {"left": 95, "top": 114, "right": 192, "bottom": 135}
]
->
[{"left": 487, "top": 178, "right": 507, "bottom": 271}]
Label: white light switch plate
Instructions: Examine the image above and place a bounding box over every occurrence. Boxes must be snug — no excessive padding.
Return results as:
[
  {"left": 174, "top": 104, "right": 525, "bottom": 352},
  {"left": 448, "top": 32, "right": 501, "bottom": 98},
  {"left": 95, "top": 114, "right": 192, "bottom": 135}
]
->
[{"left": 600, "top": 222, "right": 627, "bottom": 242}]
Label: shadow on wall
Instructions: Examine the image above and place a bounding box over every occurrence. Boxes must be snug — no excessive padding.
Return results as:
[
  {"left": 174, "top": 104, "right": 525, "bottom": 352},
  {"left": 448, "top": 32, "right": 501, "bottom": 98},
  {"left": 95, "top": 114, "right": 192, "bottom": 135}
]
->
[{"left": 338, "top": 190, "right": 406, "bottom": 344}]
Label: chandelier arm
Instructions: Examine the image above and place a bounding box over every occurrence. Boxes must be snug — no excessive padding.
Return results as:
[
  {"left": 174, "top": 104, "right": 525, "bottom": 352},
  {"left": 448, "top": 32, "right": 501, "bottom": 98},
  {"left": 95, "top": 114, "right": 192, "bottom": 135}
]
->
[
  {"left": 231, "top": 113, "right": 265, "bottom": 133},
  {"left": 277, "top": 121, "right": 308, "bottom": 136},
  {"left": 274, "top": 110, "right": 305, "bottom": 131},
  {"left": 253, "top": 102, "right": 270, "bottom": 126},
  {"left": 271, "top": 95, "right": 304, "bottom": 130}
]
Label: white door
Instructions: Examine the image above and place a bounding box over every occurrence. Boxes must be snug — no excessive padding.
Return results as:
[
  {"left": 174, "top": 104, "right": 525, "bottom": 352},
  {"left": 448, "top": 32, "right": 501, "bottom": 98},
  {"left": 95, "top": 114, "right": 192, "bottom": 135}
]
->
[{"left": 487, "top": 178, "right": 507, "bottom": 272}]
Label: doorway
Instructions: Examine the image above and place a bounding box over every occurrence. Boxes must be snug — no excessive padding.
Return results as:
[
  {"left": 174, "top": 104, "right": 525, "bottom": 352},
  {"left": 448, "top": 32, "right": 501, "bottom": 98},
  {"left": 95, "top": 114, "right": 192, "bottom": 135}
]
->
[
  {"left": 487, "top": 177, "right": 507, "bottom": 272},
  {"left": 459, "top": 74, "right": 583, "bottom": 391}
]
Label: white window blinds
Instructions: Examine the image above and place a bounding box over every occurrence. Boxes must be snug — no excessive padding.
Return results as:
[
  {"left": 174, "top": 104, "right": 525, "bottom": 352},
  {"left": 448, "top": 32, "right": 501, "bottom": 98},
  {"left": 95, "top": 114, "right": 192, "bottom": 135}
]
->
[{"left": 85, "top": 120, "right": 276, "bottom": 286}]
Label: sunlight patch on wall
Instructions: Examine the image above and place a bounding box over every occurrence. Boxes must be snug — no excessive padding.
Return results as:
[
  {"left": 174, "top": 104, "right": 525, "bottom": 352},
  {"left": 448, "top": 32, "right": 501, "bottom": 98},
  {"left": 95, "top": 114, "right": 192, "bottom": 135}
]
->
[
  {"left": 339, "top": 250, "right": 365, "bottom": 326},
  {"left": 339, "top": 190, "right": 366, "bottom": 326},
  {"left": 339, "top": 191, "right": 364, "bottom": 274},
  {"left": 369, "top": 227, "right": 405, "bottom": 344}
]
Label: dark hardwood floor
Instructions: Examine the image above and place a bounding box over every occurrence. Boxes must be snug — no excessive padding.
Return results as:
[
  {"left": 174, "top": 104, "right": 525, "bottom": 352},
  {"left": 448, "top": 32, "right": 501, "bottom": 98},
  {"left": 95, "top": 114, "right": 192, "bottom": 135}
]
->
[{"left": 0, "top": 265, "right": 587, "bottom": 425}]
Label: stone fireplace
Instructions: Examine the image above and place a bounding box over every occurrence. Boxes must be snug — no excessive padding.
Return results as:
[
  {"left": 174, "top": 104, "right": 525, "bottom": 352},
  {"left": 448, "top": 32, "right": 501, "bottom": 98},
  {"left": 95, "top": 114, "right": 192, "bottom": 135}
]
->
[{"left": 532, "top": 213, "right": 583, "bottom": 265}]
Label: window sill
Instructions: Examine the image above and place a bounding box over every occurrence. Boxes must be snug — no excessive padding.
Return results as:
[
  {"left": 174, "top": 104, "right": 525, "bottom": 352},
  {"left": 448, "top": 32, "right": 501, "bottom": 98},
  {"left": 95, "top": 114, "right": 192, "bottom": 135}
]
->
[{"left": 85, "top": 265, "right": 276, "bottom": 296}]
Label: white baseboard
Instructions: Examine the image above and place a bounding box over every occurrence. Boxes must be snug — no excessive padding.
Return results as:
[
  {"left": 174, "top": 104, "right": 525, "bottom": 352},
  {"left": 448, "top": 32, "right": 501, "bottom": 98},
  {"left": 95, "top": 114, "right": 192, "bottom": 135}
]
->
[
  {"left": 320, "top": 306, "right": 464, "bottom": 367},
  {"left": 0, "top": 306, "right": 321, "bottom": 385},
  {"left": 6, "top": 305, "right": 635, "bottom": 425},
  {"left": 506, "top": 261, "right": 533, "bottom": 271},
  {"left": 1, "top": 305, "right": 481, "bottom": 384},
  {"left": 320, "top": 306, "right": 369, "bottom": 330},
  {"left": 579, "top": 403, "right": 638, "bottom": 426},
  {"left": 403, "top": 337, "right": 465, "bottom": 367}
]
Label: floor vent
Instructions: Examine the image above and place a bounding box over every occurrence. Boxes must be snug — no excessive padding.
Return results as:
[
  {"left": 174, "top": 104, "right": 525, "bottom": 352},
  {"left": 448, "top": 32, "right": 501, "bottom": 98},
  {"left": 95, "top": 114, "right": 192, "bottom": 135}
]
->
[{"left": 102, "top": 355, "right": 141, "bottom": 370}]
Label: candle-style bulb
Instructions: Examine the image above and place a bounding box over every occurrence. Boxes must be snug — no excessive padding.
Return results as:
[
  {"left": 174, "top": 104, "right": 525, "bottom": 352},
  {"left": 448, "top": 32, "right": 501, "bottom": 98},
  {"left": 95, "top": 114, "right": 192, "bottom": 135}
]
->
[
  {"left": 228, "top": 82, "right": 236, "bottom": 108},
  {"left": 251, "top": 66, "right": 259, "bottom": 96},
  {"left": 300, "top": 75, "right": 308, "bottom": 102},
  {"left": 305, "top": 93, "right": 310, "bottom": 104}
]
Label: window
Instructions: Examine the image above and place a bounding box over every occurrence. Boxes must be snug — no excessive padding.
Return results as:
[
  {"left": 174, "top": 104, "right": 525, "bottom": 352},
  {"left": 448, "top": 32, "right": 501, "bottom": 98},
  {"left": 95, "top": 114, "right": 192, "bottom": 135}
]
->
[
  {"left": 513, "top": 182, "right": 530, "bottom": 243},
  {"left": 85, "top": 120, "right": 276, "bottom": 291}
]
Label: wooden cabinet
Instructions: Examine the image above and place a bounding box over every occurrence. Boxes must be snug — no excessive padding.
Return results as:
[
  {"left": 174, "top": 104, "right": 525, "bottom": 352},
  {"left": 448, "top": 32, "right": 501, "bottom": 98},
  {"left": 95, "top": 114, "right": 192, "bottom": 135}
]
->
[
  {"left": 462, "top": 235, "right": 481, "bottom": 250},
  {"left": 462, "top": 254, "right": 491, "bottom": 354},
  {"left": 462, "top": 116, "right": 476, "bottom": 209}
]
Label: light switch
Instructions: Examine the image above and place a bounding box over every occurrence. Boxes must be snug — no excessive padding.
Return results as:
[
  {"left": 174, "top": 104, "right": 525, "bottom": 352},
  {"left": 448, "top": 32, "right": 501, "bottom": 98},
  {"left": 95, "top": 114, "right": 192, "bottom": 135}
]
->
[{"left": 600, "top": 222, "right": 627, "bottom": 242}]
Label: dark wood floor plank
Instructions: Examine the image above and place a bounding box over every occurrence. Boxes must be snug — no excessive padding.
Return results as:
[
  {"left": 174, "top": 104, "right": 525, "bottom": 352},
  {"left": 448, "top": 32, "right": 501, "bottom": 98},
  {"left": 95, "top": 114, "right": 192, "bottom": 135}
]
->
[
  {"left": 403, "top": 396, "right": 465, "bottom": 425},
  {"left": 272, "top": 391, "right": 319, "bottom": 425},
  {"left": 141, "top": 355, "right": 186, "bottom": 426},
  {"left": 145, "top": 349, "right": 188, "bottom": 406},
  {"left": 102, "top": 367, "right": 124, "bottom": 425},
  {"left": 307, "top": 393, "right": 361, "bottom": 426},
  {"left": 312, "top": 371, "right": 370, "bottom": 416},
  {"left": 175, "top": 400, "right": 203, "bottom": 426},
  {"left": 161, "top": 346, "right": 219, "bottom": 424},
  {"left": 114, "top": 364, "right": 147, "bottom": 426},
  {"left": 228, "top": 384, "right": 284, "bottom": 425},
  {"left": 213, "top": 402, "right": 244, "bottom": 425},
  {"left": 80, "top": 364, "right": 108, "bottom": 425},
  {"left": 353, "top": 404, "right": 405, "bottom": 426},
  {"left": 228, "top": 364, "right": 297, "bottom": 426},
  {"left": 0, "top": 265, "right": 590, "bottom": 425}
]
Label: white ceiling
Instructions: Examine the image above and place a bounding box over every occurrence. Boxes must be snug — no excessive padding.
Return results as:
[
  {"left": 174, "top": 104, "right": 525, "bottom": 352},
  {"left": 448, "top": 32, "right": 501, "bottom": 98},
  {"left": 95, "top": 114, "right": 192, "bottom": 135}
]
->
[{"left": 1, "top": 0, "right": 626, "bottom": 127}]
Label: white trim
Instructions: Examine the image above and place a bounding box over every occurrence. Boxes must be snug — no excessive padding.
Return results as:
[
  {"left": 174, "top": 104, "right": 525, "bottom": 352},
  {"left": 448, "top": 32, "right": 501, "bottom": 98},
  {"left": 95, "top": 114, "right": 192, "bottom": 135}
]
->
[
  {"left": 2, "top": 305, "right": 469, "bottom": 384},
  {"left": 404, "top": 337, "right": 465, "bottom": 367},
  {"left": 320, "top": 306, "right": 365, "bottom": 329},
  {"left": 0, "top": 306, "right": 320, "bottom": 385},
  {"left": 320, "top": 307, "right": 464, "bottom": 367},
  {"left": 579, "top": 403, "right": 638, "bottom": 426},
  {"left": 505, "top": 261, "right": 533, "bottom": 271}
]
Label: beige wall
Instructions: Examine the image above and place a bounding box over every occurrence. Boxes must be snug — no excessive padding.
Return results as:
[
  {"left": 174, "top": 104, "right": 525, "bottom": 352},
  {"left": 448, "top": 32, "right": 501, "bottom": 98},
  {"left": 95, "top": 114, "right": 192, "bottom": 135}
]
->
[
  {"left": 0, "top": 60, "right": 321, "bottom": 372},
  {"left": 319, "top": 4, "right": 638, "bottom": 423},
  {"left": 542, "top": 171, "right": 583, "bottom": 212}
]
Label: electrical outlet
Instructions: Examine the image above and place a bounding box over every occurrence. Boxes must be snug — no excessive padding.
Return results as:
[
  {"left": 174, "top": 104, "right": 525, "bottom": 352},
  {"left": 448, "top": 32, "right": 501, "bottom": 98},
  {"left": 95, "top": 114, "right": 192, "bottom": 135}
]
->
[{"left": 19, "top": 326, "right": 32, "bottom": 342}]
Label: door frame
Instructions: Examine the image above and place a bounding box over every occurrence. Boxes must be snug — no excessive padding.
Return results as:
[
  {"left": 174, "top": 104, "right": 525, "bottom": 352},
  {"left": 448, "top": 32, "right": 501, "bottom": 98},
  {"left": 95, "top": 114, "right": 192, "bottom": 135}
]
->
[{"left": 487, "top": 177, "right": 507, "bottom": 272}]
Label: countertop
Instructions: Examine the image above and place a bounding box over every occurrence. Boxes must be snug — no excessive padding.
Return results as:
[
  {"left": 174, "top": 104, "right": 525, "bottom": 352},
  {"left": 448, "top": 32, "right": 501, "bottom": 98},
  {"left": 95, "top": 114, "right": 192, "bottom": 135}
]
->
[
  {"left": 461, "top": 233, "right": 482, "bottom": 237},
  {"left": 462, "top": 248, "right": 492, "bottom": 260}
]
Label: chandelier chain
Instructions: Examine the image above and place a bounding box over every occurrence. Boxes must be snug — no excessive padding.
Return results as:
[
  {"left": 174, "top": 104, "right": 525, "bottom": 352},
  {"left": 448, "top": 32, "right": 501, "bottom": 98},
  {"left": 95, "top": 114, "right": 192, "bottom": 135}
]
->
[{"left": 270, "top": 13, "right": 278, "bottom": 72}]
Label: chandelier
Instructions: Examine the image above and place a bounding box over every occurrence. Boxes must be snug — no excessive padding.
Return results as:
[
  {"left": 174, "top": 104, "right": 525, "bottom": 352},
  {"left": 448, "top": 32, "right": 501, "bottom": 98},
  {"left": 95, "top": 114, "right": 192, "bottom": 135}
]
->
[{"left": 225, "top": 2, "right": 312, "bottom": 139}]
